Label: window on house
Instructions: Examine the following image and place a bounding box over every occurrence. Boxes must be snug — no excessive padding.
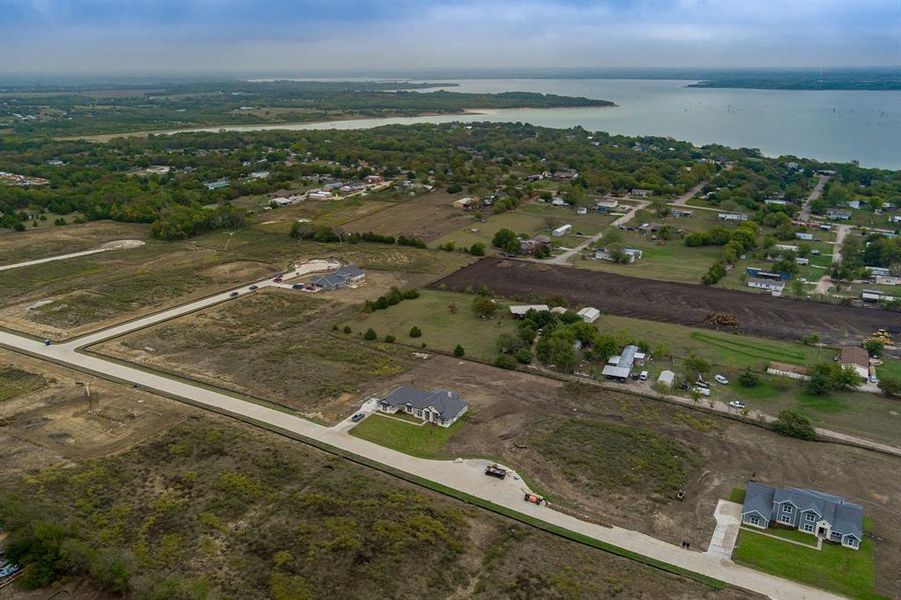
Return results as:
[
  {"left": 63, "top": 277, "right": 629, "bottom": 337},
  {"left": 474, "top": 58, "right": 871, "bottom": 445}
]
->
[
  {"left": 802, "top": 523, "right": 815, "bottom": 533},
  {"left": 805, "top": 513, "right": 817, "bottom": 522},
  {"left": 747, "top": 516, "right": 760, "bottom": 526},
  {"left": 847, "top": 538, "right": 858, "bottom": 548},
  {"left": 783, "top": 504, "right": 793, "bottom": 514},
  {"left": 780, "top": 514, "right": 792, "bottom": 525}
]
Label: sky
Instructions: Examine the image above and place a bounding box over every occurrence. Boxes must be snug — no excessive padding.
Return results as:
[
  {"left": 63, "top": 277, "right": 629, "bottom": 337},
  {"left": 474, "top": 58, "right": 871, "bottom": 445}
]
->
[{"left": 1, "top": 0, "right": 899, "bottom": 75}]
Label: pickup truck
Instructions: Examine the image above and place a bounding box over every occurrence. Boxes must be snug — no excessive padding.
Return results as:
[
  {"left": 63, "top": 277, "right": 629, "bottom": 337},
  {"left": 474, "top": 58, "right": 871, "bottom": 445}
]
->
[{"left": 485, "top": 464, "right": 507, "bottom": 479}]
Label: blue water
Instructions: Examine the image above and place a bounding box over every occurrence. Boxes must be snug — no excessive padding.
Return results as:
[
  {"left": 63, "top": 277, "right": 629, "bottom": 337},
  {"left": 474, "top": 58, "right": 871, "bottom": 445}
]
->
[{"left": 189, "top": 79, "right": 901, "bottom": 169}]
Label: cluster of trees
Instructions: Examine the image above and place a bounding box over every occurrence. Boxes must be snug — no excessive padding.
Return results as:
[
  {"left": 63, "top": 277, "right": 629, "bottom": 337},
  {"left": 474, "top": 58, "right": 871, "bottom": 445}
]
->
[
  {"left": 691, "top": 221, "right": 760, "bottom": 285},
  {"left": 362, "top": 287, "right": 419, "bottom": 312},
  {"left": 290, "top": 222, "right": 428, "bottom": 249},
  {"left": 804, "top": 362, "right": 862, "bottom": 395},
  {"left": 150, "top": 205, "right": 246, "bottom": 240}
]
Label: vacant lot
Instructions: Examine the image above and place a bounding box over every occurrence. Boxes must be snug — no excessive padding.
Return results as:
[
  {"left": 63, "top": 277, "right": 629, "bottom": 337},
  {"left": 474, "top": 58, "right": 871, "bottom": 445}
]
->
[
  {"left": 342, "top": 290, "right": 517, "bottom": 361},
  {"left": 342, "top": 190, "right": 477, "bottom": 242},
  {"left": 0, "top": 413, "right": 753, "bottom": 600},
  {"left": 0, "top": 220, "right": 149, "bottom": 265},
  {"left": 93, "top": 291, "right": 412, "bottom": 423},
  {"left": 352, "top": 355, "right": 901, "bottom": 598},
  {"left": 432, "top": 258, "right": 898, "bottom": 346}
]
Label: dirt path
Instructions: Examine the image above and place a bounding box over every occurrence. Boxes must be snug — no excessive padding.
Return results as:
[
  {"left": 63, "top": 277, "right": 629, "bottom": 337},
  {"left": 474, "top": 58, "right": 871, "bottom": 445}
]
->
[
  {"left": 0, "top": 239, "right": 144, "bottom": 271},
  {"left": 799, "top": 174, "right": 830, "bottom": 221},
  {"left": 546, "top": 200, "right": 650, "bottom": 265},
  {"left": 815, "top": 224, "right": 851, "bottom": 294}
]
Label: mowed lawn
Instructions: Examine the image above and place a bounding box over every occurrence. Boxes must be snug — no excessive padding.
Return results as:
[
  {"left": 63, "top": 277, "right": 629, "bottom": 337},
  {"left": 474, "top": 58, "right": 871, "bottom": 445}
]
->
[
  {"left": 342, "top": 290, "right": 517, "bottom": 361},
  {"left": 350, "top": 413, "right": 465, "bottom": 458},
  {"left": 733, "top": 528, "right": 882, "bottom": 600},
  {"left": 574, "top": 243, "right": 722, "bottom": 284}
]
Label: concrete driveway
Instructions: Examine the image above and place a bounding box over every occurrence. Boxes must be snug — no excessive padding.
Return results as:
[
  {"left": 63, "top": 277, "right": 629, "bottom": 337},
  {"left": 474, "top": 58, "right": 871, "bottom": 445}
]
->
[
  {"left": 332, "top": 397, "right": 379, "bottom": 432},
  {"left": 706, "top": 500, "right": 743, "bottom": 560}
]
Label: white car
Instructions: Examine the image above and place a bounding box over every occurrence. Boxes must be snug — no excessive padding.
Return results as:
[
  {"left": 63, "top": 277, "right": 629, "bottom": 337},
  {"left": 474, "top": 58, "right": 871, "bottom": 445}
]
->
[
  {"left": 691, "top": 386, "right": 711, "bottom": 397},
  {"left": 714, "top": 374, "right": 729, "bottom": 385},
  {"left": 729, "top": 400, "right": 746, "bottom": 409},
  {"left": 639, "top": 371, "right": 649, "bottom": 381}
]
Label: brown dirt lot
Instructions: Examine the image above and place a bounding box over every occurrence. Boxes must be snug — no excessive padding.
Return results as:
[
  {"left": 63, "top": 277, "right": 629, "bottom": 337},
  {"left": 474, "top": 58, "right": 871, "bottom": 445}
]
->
[
  {"left": 363, "top": 355, "right": 901, "bottom": 598},
  {"left": 0, "top": 349, "right": 187, "bottom": 473},
  {"left": 342, "top": 191, "right": 478, "bottom": 242},
  {"left": 431, "top": 258, "right": 901, "bottom": 346},
  {"left": 0, "top": 220, "right": 150, "bottom": 265}
]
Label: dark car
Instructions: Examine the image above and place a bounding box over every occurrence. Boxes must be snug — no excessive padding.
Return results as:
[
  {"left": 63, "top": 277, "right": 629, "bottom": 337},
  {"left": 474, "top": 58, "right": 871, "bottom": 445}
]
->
[
  {"left": 229, "top": 291, "right": 239, "bottom": 297},
  {"left": 249, "top": 285, "right": 259, "bottom": 291},
  {"left": 351, "top": 413, "right": 366, "bottom": 423}
]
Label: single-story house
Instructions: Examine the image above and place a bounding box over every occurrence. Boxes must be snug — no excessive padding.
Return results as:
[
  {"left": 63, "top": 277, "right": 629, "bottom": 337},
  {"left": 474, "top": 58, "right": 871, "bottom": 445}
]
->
[
  {"left": 519, "top": 235, "right": 551, "bottom": 255},
  {"left": 848, "top": 200, "right": 862, "bottom": 210},
  {"left": 795, "top": 257, "right": 810, "bottom": 266},
  {"left": 890, "top": 215, "right": 901, "bottom": 224},
  {"left": 874, "top": 275, "right": 901, "bottom": 286},
  {"left": 552, "top": 224, "right": 572, "bottom": 237},
  {"left": 630, "top": 188, "right": 653, "bottom": 197},
  {"left": 364, "top": 175, "right": 384, "bottom": 185},
  {"left": 577, "top": 307, "right": 600, "bottom": 323},
  {"left": 657, "top": 370, "right": 675, "bottom": 387},
  {"left": 795, "top": 232, "right": 814, "bottom": 241},
  {"left": 595, "top": 247, "right": 642, "bottom": 263},
  {"left": 718, "top": 212, "right": 748, "bottom": 222},
  {"left": 307, "top": 190, "right": 333, "bottom": 200},
  {"left": 595, "top": 199, "right": 619, "bottom": 213},
  {"left": 204, "top": 178, "right": 229, "bottom": 190},
  {"left": 377, "top": 386, "right": 468, "bottom": 428},
  {"left": 764, "top": 198, "right": 789, "bottom": 206},
  {"left": 308, "top": 265, "right": 365, "bottom": 291},
  {"left": 839, "top": 346, "right": 870, "bottom": 380},
  {"left": 774, "top": 244, "right": 799, "bottom": 253},
  {"left": 865, "top": 266, "right": 892, "bottom": 278},
  {"left": 509, "top": 304, "right": 549, "bottom": 319},
  {"left": 602, "top": 344, "right": 638, "bottom": 382},
  {"left": 747, "top": 277, "right": 785, "bottom": 295},
  {"left": 671, "top": 209, "right": 694, "bottom": 218},
  {"left": 826, "top": 209, "right": 852, "bottom": 221},
  {"left": 862, "top": 289, "right": 896, "bottom": 302},
  {"left": 741, "top": 482, "right": 864, "bottom": 550}
]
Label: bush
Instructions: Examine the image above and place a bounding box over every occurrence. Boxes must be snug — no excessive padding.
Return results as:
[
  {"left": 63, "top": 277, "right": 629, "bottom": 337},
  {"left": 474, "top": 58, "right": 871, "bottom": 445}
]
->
[
  {"left": 469, "top": 242, "right": 486, "bottom": 256},
  {"left": 384, "top": 335, "right": 396, "bottom": 343},
  {"left": 878, "top": 374, "right": 901, "bottom": 397},
  {"left": 409, "top": 326, "right": 422, "bottom": 338},
  {"left": 772, "top": 410, "right": 816, "bottom": 440},
  {"left": 514, "top": 347, "right": 532, "bottom": 364},
  {"left": 864, "top": 339, "right": 884, "bottom": 357},
  {"left": 342, "top": 325, "right": 352, "bottom": 334},
  {"left": 801, "top": 334, "right": 820, "bottom": 346},
  {"left": 453, "top": 345, "right": 465, "bottom": 357},
  {"left": 364, "top": 328, "right": 377, "bottom": 341},
  {"left": 738, "top": 371, "right": 760, "bottom": 388},
  {"left": 495, "top": 354, "right": 517, "bottom": 369}
]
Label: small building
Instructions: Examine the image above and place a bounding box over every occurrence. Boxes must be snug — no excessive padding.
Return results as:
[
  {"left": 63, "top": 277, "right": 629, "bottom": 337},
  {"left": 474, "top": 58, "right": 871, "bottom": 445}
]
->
[
  {"left": 874, "top": 275, "right": 901, "bottom": 286},
  {"left": 308, "top": 265, "right": 365, "bottom": 291},
  {"left": 602, "top": 345, "right": 638, "bottom": 382},
  {"left": 552, "top": 224, "right": 572, "bottom": 237},
  {"left": 364, "top": 175, "right": 384, "bottom": 185},
  {"left": 767, "top": 362, "right": 811, "bottom": 381},
  {"left": 764, "top": 198, "right": 789, "bottom": 206},
  {"left": 671, "top": 209, "right": 694, "bottom": 218},
  {"left": 826, "top": 209, "right": 852, "bottom": 221},
  {"left": 377, "top": 386, "right": 468, "bottom": 428},
  {"left": 741, "top": 482, "right": 863, "bottom": 550},
  {"left": 595, "top": 199, "right": 619, "bottom": 213},
  {"left": 747, "top": 277, "right": 785, "bottom": 295},
  {"left": 576, "top": 307, "right": 600, "bottom": 323},
  {"left": 550, "top": 306, "right": 568, "bottom": 315},
  {"left": 576, "top": 207, "right": 588, "bottom": 215},
  {"left": 509, "top": 305, "right": 549, "bottom": 319},
  {"left": 551, "top": 197, "right": 567, "bottom": 207},
  {"left": 249, "top": 170, "right": 270, "bottom": 179},
  {"left": 270, "top": 196, "right": 298, "bottom": 207},
  {"left": 657, "top": 370, "right": 675, "bottom": 388},
  {"left": 204, "top": 178, "right": 230, "bottom": 191},
  {"left": 890, "top": 215, "right": 901, "bottom": 224},
  {"left": 718, "top": 212, "right": 748, "bottom": 223},
  {"left": 865, "top": 266, "right": 891, "bottom": 278},
  {"left": 307, "top": 190, "right": 333, "bottom": 200},
  {"left": 774, "top": 244, "right": 799, "bottom": 253},
  {"left": 595, "top": 247, "right": 642, "bottom": 263},
  {"left": 839, "top": 346, "right": 870, "bottom": 380},
  {"left": 630, "top": 188, "right": 653, "bottom": 197},
  {"left": 847, "top": 200, "right": 861, "bottom": 210},
  {"left": 861, "top": 289, "right": 895, "bottom": 302},
  {"left": 795, "top": 232, "right": 814, "bottom": 241},
  {"left": 519, "top": 235, "right": 550, "bottom": 255},
  {"left": 452, "top": 197, "right": 474, "bottom": 209}
]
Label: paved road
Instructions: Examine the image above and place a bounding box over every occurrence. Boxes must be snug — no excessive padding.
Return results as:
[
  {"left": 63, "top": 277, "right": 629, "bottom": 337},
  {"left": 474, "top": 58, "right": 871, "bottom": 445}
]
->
[
  {"left": 670, "top": 181, "right": 708, "bottom": 207},
  {"left": 0, "top": 328, "right": 846, "bottom": 599},
  {"left": 0, "top": 239, "right": 145, "bottom": 272},
  {"left": 799, "top": 175, "right": 831, "bottom": 221},
  {"left": 547, "top": 199, "right": 650, "bottom": 265},
  {"left": 62, "top": 259, "right": 339, "bottom": 348}
]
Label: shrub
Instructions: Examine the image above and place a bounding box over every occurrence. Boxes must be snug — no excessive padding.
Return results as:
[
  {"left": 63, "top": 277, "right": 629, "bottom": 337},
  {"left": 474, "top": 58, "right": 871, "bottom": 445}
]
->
[
  {"left": 878, "top": 374, "right": 901, "bottom": 397},
  {"left": 494, "top": 354, "right": 517, "bottom": 369},
  {"left": 453, "top": 345, "right": 465, "bottom": 357},
  {"left": 738, "top": 371, "right": 760, "bottom": 388},
  {"left": 342, "top": 325, "right": 352, "bottom": 334},
  {"left": 864, "top": 339, "right": 884, "bottom": 357},
  {"left": 364, "top": 328, "right": 377, "bottom": 341},
  {"left": 514, "top": 347, "right": 532, "bottom": 364},
  {"left": 801, "top": 334, "right": 820, "bottom": 346},
  {"left": 384, "top": 335, "right": 396, "bottom": 343},
  {"left": 409, "top": 326, "right": 422, "bottom": 338},
  {"left": 772, "top": 410, "right": 816, "bottom": 440},
  {"left": 469, "top": 242, "right": 486, "bottom": 256}
]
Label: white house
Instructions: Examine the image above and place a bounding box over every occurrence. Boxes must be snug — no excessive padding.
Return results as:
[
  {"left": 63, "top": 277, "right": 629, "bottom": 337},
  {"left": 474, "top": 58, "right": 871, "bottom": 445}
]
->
[
  {"left": 552, "top": 224, "right": 572, "bottom": 237},
  {"left": 795, "top": 232, "right": 814, "bottom": 241},
  {"left": 747, "top": 277, "right": 785, "bottom": 295},
  {"left": 577, "top": 307, "right": 600, "bottom": 323},
  {"left": 509, "top": 304, "right": 549, "bottom": 319},
  {"left": 718, "top": 212, "right": 748, "bottom": 223}
]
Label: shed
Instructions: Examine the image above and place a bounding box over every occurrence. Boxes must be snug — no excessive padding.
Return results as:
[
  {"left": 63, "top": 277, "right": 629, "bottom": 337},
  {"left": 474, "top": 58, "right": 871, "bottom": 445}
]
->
[
  {"left": 577, "top": 307, "right": 600, "bottom": 323},
  {"left": 657, "top": 370, "right": 675, "bottom": 387}
]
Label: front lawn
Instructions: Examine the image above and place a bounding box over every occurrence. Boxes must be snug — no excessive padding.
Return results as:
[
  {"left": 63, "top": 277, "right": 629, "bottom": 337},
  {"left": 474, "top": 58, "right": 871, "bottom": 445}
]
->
[
  {"left": 733, "top": 528, "right": 883, "bottom": 600},
  {"left": 350, "top": 413, "right": 465, "bottom": 458}
]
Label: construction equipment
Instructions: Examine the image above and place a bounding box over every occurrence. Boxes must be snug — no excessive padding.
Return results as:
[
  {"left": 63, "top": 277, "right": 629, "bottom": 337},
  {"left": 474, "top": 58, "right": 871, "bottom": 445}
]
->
[
  {"left": 704, "top": 312, "right": 739, "bottom": 328},
  {"left": 523, "top": 492, "right": 545, "bottom": 505},
  {"left": 868, "top": 329, "right": 894, "bottom": 347}
]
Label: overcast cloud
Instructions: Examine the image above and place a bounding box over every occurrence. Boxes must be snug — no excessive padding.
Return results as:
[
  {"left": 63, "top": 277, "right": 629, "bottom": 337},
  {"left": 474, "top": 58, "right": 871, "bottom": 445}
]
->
[{"left": 1, "top": 0, "right": 899, "bottom": 75}]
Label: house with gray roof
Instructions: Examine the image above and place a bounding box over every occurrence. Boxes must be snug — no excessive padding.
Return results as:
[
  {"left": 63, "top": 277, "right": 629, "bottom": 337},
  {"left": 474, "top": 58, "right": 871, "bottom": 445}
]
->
[
  {"left": 308, "top": 265, "right": 365, "bottom": 291},
  {"left": 377, "top": 386, "right": 468, "bottom": 428},
  {"left": 601, "top": 344, "right": 638, "bottom": 382},
  {"left": 741, "top": 482, "right": 864, "bottom": 550}
]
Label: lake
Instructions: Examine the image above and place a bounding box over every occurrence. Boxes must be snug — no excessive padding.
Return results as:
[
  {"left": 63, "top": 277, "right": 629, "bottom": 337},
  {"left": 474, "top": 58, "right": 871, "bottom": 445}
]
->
[{"left": 184, "top": 79, "right": 901, "bottom": 169}]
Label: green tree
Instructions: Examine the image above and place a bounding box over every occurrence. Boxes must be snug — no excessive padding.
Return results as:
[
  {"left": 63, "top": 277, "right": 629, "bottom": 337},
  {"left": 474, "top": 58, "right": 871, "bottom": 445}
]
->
[
  {"left": 863, "top": 339, "right": 884, "bottom": 357},
  {"left": 469, "top": 242, "right": 486, "bottom": 256},
  {"left": 738, "top": 371, "right": 760, "bottom": 388},
  {"left": 491, "top": 228, "right": 519, "bottom": 253},
  {"left": 772, "top": 410, "right": 816, "bottom": 440},
  {"left": 877, "top": 374, "right": 901, "bottom": 397},
  {"left": 409, "top": 326, "right": 422, "bottom": 338},
  {"left": 342, "top": 325, "right": 352, "bottom": 334},
  {"left": 364, "top": 328, "right": 377, "bottom": 340},
  {"left": 495, "top": 354, "right": 517, "bottom": 369},
  {"left": 682, "top": 353, "right": 711, "bottom": 379},
  {"left": 471, "top": 296, "right": 498, "bottom": 319},
  {"left": 453, "top": 344, "right": 465, "bottom": 357}
]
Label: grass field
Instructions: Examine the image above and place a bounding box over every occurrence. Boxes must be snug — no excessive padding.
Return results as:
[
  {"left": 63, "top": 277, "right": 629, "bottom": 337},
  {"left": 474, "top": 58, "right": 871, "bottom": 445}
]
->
[
  {"left": 0, "top": 367, "right": 46, "bottom": 402},
  {"left": 734, "top": 528, "right": 883, "bottom": 600},
  {"left": 575, "top": 244, "right": 723, "bottom": 284},
  {"left": 342, "top": 290, "right": 517, "bottom": 361},
  {"left": 350, "top": 413, "right": 466, "bottom": 458}
]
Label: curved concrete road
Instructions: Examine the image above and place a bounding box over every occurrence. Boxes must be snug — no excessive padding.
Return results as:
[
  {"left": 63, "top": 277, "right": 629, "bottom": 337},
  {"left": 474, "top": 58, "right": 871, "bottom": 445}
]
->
[{"left": 0, "top": 327, "right": 848, "bottom": 600}]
